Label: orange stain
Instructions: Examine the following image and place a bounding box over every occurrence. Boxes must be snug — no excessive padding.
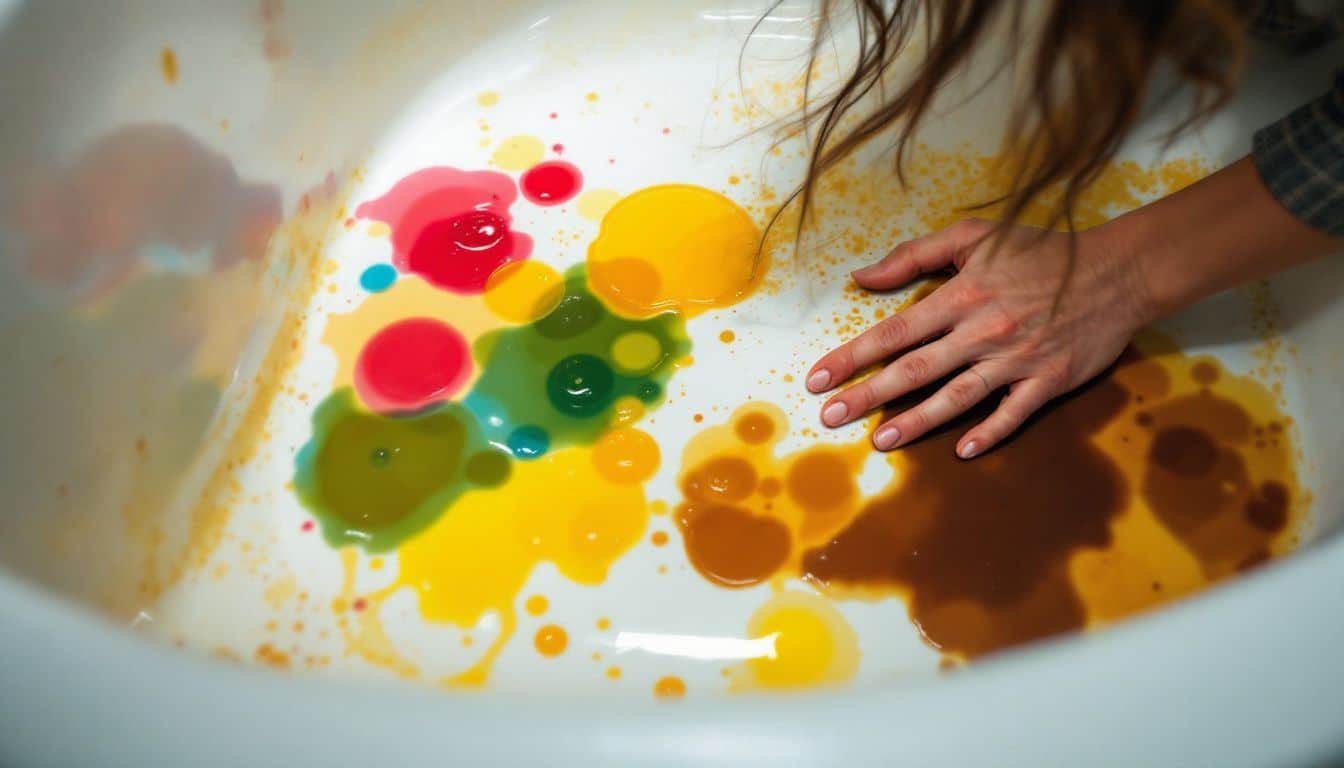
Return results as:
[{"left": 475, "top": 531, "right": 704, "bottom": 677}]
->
[
  {"left": 654, "top": 675, "right": 687, "bottom": 699},
  {"left": 535, "top": 624, "right": 569, "bottom": 657},
  {"left": 525, "top": 594, "right": 549, "bottom": 616},
  {"left": 651, "top": 530, "right": 670, "bottom": 547},
  {"left": 160, "top": 47, "right": 179, "bottom": 84}
]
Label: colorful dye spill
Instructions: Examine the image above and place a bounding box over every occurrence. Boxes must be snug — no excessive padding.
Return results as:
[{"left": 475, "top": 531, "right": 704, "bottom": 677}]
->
[
  {"left": 354, "top": 167, "right": 533, "bottom": 294},
  {"left": 675, "top": 330, "right": 1303, "bottom": 663},
  {"left": 286, "top": 132, "right": 1306, "bottom": 695}
]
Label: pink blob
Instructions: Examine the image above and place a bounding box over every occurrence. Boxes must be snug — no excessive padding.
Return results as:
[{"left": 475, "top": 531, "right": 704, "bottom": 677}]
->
[
  {"left": 520, "top": 161, "right": 583, "bottom": 206},
  {"left": 354, "top": 318, "right": 471, "bottom": 413},
  {"left": 354, "top": 167, "right": 533, "bottom": 294}
]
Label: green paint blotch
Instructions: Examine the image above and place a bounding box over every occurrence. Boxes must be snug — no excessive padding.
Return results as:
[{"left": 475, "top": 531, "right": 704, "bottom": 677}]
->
[
  {"left": 464, "top": 264, "right": 689, "bottom": 452},
  {"left": 294, "top": 389, "right": 495, "bottom": 551}
]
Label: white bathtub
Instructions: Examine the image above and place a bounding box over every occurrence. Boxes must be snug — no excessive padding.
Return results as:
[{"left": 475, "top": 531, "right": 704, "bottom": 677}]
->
[{"left": 1, "top": 1, "right": 1342, "bottom": 765}]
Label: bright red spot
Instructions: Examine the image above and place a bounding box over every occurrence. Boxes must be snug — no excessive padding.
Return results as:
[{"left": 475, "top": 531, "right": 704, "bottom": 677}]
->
[
  {"left": 353, "top": 598, "right": 367, "bottom": 612},
  {"left": 354, "top": 167, "right": 533, "bottom": 294},
  {"left": 520, "top": 161, "right": 583, "bottom": 206},
  {"left": 355, "top": 318, "right": 471, "bottom": 413},
  {"left": 301, "top": 520, "right": 315, "bottom": 532},
  {"left": 552, "top": 143, "right": 564, "bottom": 154}
]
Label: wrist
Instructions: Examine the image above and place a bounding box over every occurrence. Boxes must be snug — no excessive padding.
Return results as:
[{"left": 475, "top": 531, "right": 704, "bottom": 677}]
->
[{"left": 1086, "top": 209, "right": 1175, "bottom": 329}]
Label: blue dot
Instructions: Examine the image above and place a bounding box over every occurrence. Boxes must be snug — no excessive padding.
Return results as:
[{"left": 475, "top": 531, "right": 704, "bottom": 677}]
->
[
  {"left": 360, "top": 264, "right": 398, "bottom": 293},
  {"left": 506, "top": 425, "right": 550, "bottom": 460}
]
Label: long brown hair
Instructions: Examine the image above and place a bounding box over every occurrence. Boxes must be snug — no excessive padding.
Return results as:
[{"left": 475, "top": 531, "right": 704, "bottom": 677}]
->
[{"left": 772, "top": 0, "right": 1255, "bottom": 254}]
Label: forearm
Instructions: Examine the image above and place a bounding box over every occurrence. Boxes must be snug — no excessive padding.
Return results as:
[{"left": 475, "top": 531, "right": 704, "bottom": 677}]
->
[{"left": 1094, "top": 155, "right": 1342, "bottom": 323}]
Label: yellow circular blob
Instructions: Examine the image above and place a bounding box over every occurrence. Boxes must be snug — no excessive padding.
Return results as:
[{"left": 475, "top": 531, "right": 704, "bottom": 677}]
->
[
  {"left": 610, "top": 331, "right": 664, "bottom": 374},
  {"left": 587, "top": 185, "right": 763, "bottom": 318},
  {"left": 591, "top": 428, "right": 661, "bottom": 485},
  {"left": 524, "top": 594, "right": 548, "bottom": 616},
  {"left": 576, "top": 189, "right": 621, "bottom": 221},
  {"left": 491, "top": 134, "right": 546, "bottom": 171},
  {"left": 484, "top": 260, "right": 564, "bottom": 323},
  {"left": 745, "top": 591, "right": 860, "bottom": 690},
  {"left": 477, "top": 91, "right": 500, "bottom": 107}
]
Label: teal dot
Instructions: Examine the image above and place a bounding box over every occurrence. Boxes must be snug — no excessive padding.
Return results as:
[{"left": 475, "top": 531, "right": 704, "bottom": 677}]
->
[
  {"left": 534, "top": 292, "right": 605, "bottom": 339},
  {"left": 507, "top": 426, "right": 550, "bottom": 459},
  {"left": 360, "top": 264, "right": 398, "bottom": 293},
  {"left": 546, "top": 354, "right": 615, "bottom": 417},
  {"left": 636, "top": 380, "right": 662, "bottom": 404},
  {"left": 465, "top": 450, "right": 512, "bottom": 486}
]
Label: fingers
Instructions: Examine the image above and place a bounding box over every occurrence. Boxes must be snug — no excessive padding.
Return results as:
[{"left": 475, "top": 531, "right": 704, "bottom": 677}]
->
[
  {"left": 806, "top": 298, "right": 953, "bottom": 394},
  {"left": 869, "top": 366, "right": 998, "bottom": 449},
  {"left": 819, "top": 335, "right": 971, "bottom": 427},
  {"left": 850, "top": 218, "right": 991, "bottom": 290},
  {"left": 955, "top": 377, "right": 1056, "bottom": 459}
]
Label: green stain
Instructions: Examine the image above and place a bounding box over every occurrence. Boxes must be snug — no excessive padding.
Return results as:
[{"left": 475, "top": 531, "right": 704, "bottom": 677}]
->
[
  {"left": 294, "top": 389, "right": 496, "bottom": 551},
  {"left": 465, "top": 264, "right": 690, "bottom": 453}
]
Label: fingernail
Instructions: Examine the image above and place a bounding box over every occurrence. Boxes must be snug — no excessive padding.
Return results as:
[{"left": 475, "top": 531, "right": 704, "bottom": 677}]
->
[
  {"left": 807, "top": 369, "right": 831, "bottom": 392},
  {"left": 822, "top": 401, "right": 848, "bottom": 426},
  {"left": 874, "top": 425, "right": 901, "bottom": 450},
  {"left": 958, "top": 440, "right": 980, "bottom": 459}
]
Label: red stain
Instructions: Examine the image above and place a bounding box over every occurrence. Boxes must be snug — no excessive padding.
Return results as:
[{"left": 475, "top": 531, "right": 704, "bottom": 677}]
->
[
  {"left": 355, "top": 167, "right": 533, "bottom": 294},
  {"left": 552, "top": 143, "right": 564, "bottom": 154},
  {"left": 354, "top": 317, "right": 471, "bottom": 413},
  {"left": 301, "top": 520, "right": 315, "bottom": 532},
  {"left": 352, "top": 598, "right": 367, "bottom": 612},
  {"left": 549, "top": 112, "right": 558, "bottom": 119},
  {"left": 520, "top": 161, "right": 583, "bottom": 206},
  {"left": 661, "top": 127, "right": 670, "bottom": 135}
]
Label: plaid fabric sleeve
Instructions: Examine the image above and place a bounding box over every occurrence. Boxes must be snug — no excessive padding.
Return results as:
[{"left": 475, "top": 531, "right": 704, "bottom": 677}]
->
[{"left": 1252, "top": 70, "right": 1344, "bottom": 237}]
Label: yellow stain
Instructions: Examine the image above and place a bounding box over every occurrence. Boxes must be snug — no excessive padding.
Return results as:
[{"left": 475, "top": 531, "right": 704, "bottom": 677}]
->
[
  {"left": 740, "top": 590, "right": 859, "bottom": 690},
  {"left": 483, "top": 260, "right": 564, "bottom": 324},
  {"left": 477, "top": 91, "right": 500, "bottom": 107},
  {"left": 576, "top": 189, "right": 621, "bottom": 222},
  {"left": 490, "top": 134, "right": 545, "bottom": 172},
  {"left": 587, "top": 185, "right": 763, "bottom": 318}
]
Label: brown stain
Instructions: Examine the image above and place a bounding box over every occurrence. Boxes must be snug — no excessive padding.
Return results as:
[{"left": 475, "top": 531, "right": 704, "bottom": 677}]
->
[{"left": 675, "top": 332, "right": 1304, "bottom": 661}]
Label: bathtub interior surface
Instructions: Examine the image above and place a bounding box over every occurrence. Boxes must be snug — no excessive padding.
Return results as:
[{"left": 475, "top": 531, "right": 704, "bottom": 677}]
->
[{"left": 1, "top": 0, "right": 1343, "bottom": 763}]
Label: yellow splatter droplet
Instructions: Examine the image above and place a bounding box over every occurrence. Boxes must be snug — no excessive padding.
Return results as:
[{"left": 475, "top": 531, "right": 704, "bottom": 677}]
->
[
  {"left": 742, "top": 591, "right": 859, "bottom": 690},
  {"left": 483, "top": 260, "right": 564, "bottom": 324},
  {"left": 610, "top": 331, "right": 664, "bottom": 374},
  {"left": 596, "top": 617, "right": 612, "bottom": 631},
  {"left": 576, "top": 189, "right": 621, "bottom": 222},
  {"left": 586, "top": 92, "right": 600, "bottom": 102},
  {"left": 160, "top": 47, "right": 178, "bottom": 84},
  {"left": 719, "top": 329, "right": 736, "bottom": 343},
  {"left": 525, "top": 594, "right": 549, "bottom": 616},
  {"left": 587, "top": 185, "right": 762, "bottom": 318},
  {"left": 366, "top": 221, "right": 391, "bottom": 238},
  {"left": 654, "top": 675, "right": 686, "bottom": 699},
  {"left": 490, "top": 134, "right": 546, "bottom": 171},
  {"left": 606, "top": 665, "right": 622, "bottom": 680},
  {"left": 591, "top": 428, "right": 660, "bottom": 485},
  {"left": 477, "top": 90, "right": 500, "bottom": 107},
  {"left": 535, "top": 624, "right": 568, "bottom": 657}
]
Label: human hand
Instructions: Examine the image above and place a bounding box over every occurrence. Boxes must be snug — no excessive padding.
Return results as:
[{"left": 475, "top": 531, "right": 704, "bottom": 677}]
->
[{"left": 805, "top": 218, "right": 1154, "bottom": 458}]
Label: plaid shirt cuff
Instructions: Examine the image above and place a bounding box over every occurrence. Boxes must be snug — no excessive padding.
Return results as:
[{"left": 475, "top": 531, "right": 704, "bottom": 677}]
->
[{"left": 1253, "top": 70, "right": 1344, "bottom": 236}]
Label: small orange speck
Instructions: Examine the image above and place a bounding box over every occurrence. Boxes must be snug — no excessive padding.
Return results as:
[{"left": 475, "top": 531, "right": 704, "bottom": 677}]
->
[
  {"left": 586, "top": 92, "right": 599, "bottom": 102},
  {"left": 462, "top": 635, "right": 474, "bottom": 647},
  {"left": 693, "top": 413, "right": 704, "bottom": 423},
  {"left": 728, "top": 175, "right": 741, "bottom": 185},
  {"left": 525, "top": 594, "right": 549, "bottom": 616},
  {"left": 160, "top": 48, "right": 179, "bottom": 84},
  {"left": 596, "top": 617, "right": 612, "bottom": 631},
  {"left": 651, "top": 531, "right": 669, "bottom": 547},
  {"left": 654, "top": 676, "right": 686, "bottom": 699},
  {"left": 535, "top": 624, "right": 568, "bottom": 657},
  {"left": 719, "top": 330, "right": 736, "bottom": 343},
  {"left": 607, "top": 666, "right": 622, "bottom": 680},
  {"left": 657, "top": 565, "right": 669, "bottom": 575}
]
